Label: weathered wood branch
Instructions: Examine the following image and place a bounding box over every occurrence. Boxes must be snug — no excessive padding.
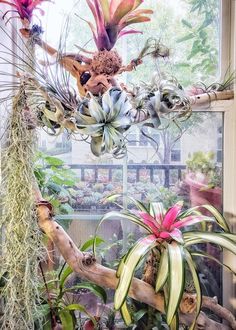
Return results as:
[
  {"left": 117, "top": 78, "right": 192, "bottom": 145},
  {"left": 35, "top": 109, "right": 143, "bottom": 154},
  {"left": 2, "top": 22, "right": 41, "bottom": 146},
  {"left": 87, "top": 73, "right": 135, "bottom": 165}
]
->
[
  {"left": 35, "top": 186, "right": 236, "bottom": 329},
  {"left": 189, "top": 90, "right": 234, "bottom": 105}
]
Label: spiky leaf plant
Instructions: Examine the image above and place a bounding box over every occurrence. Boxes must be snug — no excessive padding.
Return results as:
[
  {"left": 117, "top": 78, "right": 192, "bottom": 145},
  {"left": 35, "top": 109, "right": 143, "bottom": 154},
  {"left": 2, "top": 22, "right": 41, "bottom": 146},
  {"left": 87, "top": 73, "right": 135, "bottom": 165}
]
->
[
  {"left": 0, "top": 90, "right": 44, "bottom": 329},
  {"left": 77, "top": 88, "right": 132, "bottom": 157},
  {"left": 86, "top": 0, "right": 153, "bottom": 50},
  {"left": 94, "top": 195, "right": 235, "bottom": 328}
]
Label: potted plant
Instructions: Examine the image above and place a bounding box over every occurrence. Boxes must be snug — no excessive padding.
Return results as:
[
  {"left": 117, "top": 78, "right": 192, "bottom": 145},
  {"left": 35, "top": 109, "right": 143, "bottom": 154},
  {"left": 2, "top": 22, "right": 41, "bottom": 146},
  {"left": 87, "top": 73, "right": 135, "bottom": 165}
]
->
[{"left": 184, "top": 152, "right": 222, "bottom": 211}]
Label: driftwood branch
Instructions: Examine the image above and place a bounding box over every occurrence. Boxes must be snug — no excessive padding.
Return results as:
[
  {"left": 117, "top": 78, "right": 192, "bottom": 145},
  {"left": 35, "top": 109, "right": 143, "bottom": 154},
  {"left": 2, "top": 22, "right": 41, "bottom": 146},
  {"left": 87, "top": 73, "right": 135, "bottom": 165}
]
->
[{"left": 34, "top": 185, "right": 236, "bottom": 329}]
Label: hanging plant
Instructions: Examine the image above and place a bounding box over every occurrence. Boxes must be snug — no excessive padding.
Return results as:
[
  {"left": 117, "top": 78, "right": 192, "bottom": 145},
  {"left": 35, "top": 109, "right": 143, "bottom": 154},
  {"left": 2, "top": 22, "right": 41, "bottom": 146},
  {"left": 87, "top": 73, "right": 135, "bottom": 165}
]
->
[
  {"left": 0, "top": 90, "right": 44, "bottom": 329},
  {"left": 76, "top": 88, "right": 132, "bottom": 157}
]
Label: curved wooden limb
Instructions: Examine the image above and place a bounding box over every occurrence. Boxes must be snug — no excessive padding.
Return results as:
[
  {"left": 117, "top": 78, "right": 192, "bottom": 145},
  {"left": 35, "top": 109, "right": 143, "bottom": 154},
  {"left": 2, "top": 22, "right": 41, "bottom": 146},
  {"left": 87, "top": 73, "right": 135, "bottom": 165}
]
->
[{"left": 190, "top": 90, "right": 234, "bottom": 105}]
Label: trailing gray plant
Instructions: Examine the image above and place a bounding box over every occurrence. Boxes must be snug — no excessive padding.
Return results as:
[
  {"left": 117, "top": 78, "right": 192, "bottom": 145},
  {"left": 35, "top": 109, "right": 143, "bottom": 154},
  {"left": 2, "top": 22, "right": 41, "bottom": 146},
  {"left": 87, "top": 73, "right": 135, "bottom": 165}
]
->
[{"left": 0, "top": 90, "right": 44, "bottom": 329}]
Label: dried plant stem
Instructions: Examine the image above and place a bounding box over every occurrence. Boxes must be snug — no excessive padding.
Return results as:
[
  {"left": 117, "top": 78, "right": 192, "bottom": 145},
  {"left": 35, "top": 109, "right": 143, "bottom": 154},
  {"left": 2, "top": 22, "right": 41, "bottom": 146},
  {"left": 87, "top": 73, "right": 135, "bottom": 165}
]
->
[{"left": 0, "top": 90, "right": 43, "bottom": 330}]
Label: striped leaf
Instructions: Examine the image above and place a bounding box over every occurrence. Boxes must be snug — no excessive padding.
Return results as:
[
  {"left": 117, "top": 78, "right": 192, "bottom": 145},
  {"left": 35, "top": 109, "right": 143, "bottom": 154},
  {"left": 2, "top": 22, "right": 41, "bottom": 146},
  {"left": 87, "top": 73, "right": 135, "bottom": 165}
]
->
[
  {"left": 114, "top": 235, "right": 158, "bottom": 310},
  {"left": 155, "top": 247, "right": 168, "bottom": 292},
  {"left": 120, "top": 301, "right": 132, "bottom": 326},
  {"left": 184, "top": 250, "right": 202, "bottom": 330},
  {"left": 191, "top": 251, "right": 236, "bottom": 276},
  {"left": 93, "top": 210, "right": 152, "bottom": 255},
  {"left": 170, "top": 314, "right": 179, "bottom": 330},
  {"left": 166, "top": 242, "right": 185, "bottom": 325},
  {"left": 182, "top": 205, "right": 230, "bottom": 232},
  {"left": 184, "top": 232, "right": 236, "bottom": 255}
]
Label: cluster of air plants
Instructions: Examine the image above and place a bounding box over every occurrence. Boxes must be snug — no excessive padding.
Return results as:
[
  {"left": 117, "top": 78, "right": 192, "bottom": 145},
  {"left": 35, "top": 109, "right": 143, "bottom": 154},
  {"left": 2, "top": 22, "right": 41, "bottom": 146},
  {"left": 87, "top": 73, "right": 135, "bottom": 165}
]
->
[
  {"left": 94, "top": 195, "right": 235, "bottom": 328},
  {"left": 77, "top": 88, "right": 132, "bottom": 157}
]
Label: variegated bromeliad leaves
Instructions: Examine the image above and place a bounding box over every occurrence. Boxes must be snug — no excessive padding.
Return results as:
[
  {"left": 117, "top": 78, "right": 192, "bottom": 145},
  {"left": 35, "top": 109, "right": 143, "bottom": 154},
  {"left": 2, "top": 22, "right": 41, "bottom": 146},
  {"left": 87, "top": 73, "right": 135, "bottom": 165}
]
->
[{"left": 94, "top": 195, "right": 236, "bottom": 329}]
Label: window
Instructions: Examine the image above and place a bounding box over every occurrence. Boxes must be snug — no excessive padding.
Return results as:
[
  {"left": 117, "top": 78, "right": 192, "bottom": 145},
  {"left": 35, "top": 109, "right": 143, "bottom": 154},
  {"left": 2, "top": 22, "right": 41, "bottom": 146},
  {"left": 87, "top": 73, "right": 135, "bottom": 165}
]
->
[
  {"left": 171, "top": 139, "right": 181, "bottom": 162},
  {"left": 29, "top": 0, "right": 236, "bottom": 316}
]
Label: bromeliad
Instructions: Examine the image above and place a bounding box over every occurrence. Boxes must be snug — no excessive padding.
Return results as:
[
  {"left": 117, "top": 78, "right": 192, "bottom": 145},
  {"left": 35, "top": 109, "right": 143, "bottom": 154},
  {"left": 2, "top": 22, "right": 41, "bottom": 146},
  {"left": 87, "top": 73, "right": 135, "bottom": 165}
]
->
[
  {"left": 94, "top": 195, "right": 236, "bottom": 329},
  {"left": 86, "top": 0, "right": 153, "bottom": 50},
  {"left": 0, "top": 0, "right": 52, "bottom": 24}
]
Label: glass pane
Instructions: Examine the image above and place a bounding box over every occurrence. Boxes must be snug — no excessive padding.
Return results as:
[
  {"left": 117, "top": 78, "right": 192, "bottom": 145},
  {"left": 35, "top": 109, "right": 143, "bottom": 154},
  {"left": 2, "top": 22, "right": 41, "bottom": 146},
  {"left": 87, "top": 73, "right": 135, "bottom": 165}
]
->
[{"left": 38, "top": 112, "right": 223, "bottom": 304}]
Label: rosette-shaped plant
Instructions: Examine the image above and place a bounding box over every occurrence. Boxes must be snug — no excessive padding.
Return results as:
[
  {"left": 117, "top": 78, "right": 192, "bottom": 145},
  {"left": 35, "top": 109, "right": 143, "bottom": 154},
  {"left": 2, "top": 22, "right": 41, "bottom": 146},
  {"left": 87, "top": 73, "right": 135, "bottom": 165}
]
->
[
  {"left": 95, "top": 195, "right": 236, "bottom": 328},
  {"left": 76, "top": 88, "right": 132, "bottom": 157},
  {"left": 86, "top": 0, "right": 153, "bottom": 50},
  {"left": 0, "top": 0, "right": 51, "bottom": 24}
]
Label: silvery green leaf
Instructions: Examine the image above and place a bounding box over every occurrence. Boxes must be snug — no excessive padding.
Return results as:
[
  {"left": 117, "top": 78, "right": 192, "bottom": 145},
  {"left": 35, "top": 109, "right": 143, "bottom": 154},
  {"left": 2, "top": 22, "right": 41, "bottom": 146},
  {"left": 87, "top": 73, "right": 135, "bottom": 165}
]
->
[
  {"left": 76, "top": 123, "right": 104, "bottom": 135},
  {"left": 89, "top": 94, "right": 106, "bottom": 123},
  {"left": 91, "top": 136, "right": 103, "bottom": 156}
]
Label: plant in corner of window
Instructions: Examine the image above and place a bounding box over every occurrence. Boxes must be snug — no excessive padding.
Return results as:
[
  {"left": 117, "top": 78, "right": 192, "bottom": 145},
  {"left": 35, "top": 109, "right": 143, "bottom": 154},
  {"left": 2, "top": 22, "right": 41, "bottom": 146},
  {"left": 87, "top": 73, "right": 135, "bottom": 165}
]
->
[
  {"left": 34, "top": 151, "right": 77, "bottom": 229},
  {"left": 185, "top": 151, "right": 222, "bottom": 210},
  {"left": 93, "top": 194, "right": 235, "bottom": 329},
  {"left": 177, "top": 0, "right": 219, "bottom": 80}
]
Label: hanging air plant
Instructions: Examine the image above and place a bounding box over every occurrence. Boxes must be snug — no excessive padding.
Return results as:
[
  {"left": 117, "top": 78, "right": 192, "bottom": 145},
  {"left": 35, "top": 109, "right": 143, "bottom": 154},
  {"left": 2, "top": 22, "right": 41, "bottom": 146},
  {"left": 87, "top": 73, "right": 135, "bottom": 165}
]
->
[
  {"left": 0, "top": 89, "right": 44, "bottom": 329},
  {"left": 76, "top": 88, "right": 132, "bottom": 157}
]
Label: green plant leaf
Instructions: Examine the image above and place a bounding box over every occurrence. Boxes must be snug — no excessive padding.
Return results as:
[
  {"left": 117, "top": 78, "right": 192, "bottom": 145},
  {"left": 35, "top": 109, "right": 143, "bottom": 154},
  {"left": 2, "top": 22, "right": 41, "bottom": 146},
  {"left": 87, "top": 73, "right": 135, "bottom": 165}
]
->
[
  {"left": 155, "top": 247, "right": 168, "bottom": 292},
  {"left": 59, "top": 310, "right": 74, "bottom": 330},
  {"left": 166, "top": 242, "right": 185, "bottom": 325},
  {"left": 184, "top": 232, "right": 236, "bottom": 255},
  {"left": 99, "top": 0, "right": 110, "bottom": 22},
  {"left": 181, "top": 19, "right": 193, "bottom": 29},
  {"left": 133, "top": 308, "right": 148, "bottom": 322},
  {"left": 63, "top": 282, "right": 107, "bottom": 304},
  {"left": 176, "top": 33, "right": 195, "bottom": 43},
  {"left": 106, "top": 194, "right": 149, "bottom": 212},
  {"left": 201, "top": 205, "right": 230, "bottom": 232},
  {"left": 59, "top": 265, "right": 73, "bottom": 289},
  {"left": 93, "top": 211, "right": 152, "bottom": 255},
  {"left": 184, "top": 205, "right": 230, "bottom": 232},
  {"left": 65, "top": 304, "right": 97, "bottom": 326},
  {"left": 45, "top": 156, "right": 64, "bottom": 166},
  {"left": 120, "top": 301, "right": 132, "bottom": 326},
  {"left": 114, "top": 235, "right": 158, "bottom": 310},
  {"left": 184, "top": 250, "right": 202, "bottom": 330},
  {"left": 191, "top": 251, "right": 236, "bottom": 275},
  {"left": 170, "top": 314, "right": 179, "bottom": 330},
  {"left": 81, "top": 236, "right": 105, "bottom": 252}
]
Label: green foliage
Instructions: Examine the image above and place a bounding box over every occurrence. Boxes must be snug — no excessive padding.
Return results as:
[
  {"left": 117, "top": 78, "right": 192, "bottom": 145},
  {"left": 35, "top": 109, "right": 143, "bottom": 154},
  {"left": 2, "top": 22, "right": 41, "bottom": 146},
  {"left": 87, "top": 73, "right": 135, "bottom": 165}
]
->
[
  {"left": 177, "top": 0, "right": 219, "bottom": 79},
  {"left": 37, "top": 254, "right": 107, "bottom": 329},
  {"left": 34, "top": 151, "right": 77, "bottom": 229},
  {"left": 186, "top": 151, "right": 221, "bottom": 187}
]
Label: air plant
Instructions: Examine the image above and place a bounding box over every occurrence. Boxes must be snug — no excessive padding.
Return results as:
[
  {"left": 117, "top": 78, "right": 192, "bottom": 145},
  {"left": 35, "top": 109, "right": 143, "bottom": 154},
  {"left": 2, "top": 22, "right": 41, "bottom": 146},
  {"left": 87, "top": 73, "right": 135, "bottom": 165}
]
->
[
  {"left": 0, "top": 0, "right": 52, "bottom": 25},
  {"left": 131, "top": 76, "right": 192, "bottom": 128},
  {"left": 85, "top": 0, "right": 153, "bottom": 50},
  {"left": 94, "top": 195, "right": 235, "bottom": 328},
  {"left": 76, "top": 87, "right": 132, "bottom": 157}
]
